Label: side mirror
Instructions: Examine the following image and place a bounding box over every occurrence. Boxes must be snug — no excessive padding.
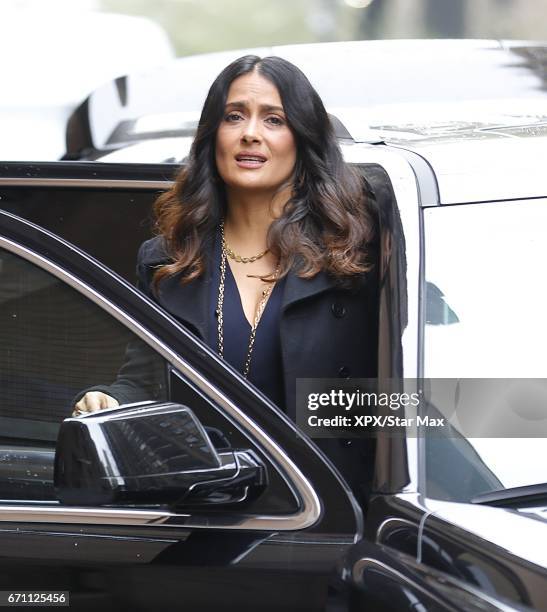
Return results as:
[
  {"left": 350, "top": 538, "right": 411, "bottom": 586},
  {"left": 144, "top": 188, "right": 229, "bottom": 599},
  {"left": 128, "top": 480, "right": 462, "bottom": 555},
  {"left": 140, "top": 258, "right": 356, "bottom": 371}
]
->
[{"left": 54, "top": 402, "right": 267, "bottom": 508}]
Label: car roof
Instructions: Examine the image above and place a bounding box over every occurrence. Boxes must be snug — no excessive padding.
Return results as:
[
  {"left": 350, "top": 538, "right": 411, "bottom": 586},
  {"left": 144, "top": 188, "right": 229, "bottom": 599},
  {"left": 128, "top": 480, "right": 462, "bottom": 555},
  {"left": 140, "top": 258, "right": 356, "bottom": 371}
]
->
[{"left": 70, "top": 39, "right": 547, "bottom": 204}]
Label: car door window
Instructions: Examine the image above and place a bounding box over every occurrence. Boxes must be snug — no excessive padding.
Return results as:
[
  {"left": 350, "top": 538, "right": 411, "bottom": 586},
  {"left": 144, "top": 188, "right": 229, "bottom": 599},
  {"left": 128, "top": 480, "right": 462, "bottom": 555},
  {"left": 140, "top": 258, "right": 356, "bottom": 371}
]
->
[
  {"left": 0, "top": 246, "right": 168, "bottom": 500},
  {"left": 0, "top": 242, "right": 304, "bottom": 521}
]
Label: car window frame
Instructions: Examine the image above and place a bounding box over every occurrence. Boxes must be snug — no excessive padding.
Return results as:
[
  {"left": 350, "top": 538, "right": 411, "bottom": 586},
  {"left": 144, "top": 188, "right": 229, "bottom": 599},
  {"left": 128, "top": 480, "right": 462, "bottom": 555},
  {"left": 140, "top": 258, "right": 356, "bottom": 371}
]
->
[{"left": 0, "top": 220, "right": 326, "bottom": 532}]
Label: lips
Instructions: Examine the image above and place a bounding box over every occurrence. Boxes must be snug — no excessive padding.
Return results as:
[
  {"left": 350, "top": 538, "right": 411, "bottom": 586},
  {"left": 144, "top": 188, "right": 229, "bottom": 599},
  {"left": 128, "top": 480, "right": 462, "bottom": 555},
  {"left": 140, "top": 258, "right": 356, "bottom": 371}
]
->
[{"left": 235, "top": 152, "right": 267, "bottom": 163}]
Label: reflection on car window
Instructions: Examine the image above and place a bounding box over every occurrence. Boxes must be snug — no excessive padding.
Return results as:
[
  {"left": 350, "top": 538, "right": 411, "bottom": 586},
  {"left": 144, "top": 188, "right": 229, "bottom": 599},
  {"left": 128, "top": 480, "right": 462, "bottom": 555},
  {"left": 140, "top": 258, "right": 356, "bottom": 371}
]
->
[
  {"left": 0, "top": 247, "right": 167, "bottom": 500},
  {"left": 425, "top": 281, "right": 459, "bottom": 325}
]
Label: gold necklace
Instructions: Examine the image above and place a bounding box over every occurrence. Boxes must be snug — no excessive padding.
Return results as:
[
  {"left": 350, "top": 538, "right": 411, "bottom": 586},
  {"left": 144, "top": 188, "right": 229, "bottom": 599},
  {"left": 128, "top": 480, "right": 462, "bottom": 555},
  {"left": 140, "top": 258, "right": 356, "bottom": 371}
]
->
[
  {"left": 217, "top": 222, "right": 278, "bottom": 378},
  {"left": 222, "top": 226, "right": 269, "bottom": 263}
]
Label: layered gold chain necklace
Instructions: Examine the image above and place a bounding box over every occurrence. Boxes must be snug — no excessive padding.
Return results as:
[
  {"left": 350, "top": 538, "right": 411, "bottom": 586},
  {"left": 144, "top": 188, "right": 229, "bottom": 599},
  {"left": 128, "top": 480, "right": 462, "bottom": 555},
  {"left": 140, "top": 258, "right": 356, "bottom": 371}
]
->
[
  {"left": 224, "top": 242, "right": 269, "bottom": 263},
  {"left": 217, "top": 221, "right": 279, "bottom": 378}
]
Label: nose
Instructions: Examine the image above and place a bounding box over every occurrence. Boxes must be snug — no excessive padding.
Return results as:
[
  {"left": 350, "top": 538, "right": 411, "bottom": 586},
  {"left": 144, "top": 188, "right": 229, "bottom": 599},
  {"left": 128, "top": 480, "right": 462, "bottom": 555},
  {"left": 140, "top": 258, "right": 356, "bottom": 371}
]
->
[{"left": 241, "top": 114, "right": 261, "bottom": 143}]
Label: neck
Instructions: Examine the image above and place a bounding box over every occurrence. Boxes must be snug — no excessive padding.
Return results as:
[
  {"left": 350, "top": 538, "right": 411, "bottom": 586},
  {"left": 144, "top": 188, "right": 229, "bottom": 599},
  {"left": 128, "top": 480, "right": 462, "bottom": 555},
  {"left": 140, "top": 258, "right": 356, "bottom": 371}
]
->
[{"left": 223, "top": 186, "right": 290, "bottom": 250}]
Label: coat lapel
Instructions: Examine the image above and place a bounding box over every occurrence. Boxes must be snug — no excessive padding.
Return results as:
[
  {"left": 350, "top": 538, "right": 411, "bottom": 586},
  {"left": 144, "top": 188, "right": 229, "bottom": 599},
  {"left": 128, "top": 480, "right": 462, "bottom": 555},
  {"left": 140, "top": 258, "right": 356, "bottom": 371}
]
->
[
  {"left": 144, "top": 235, "right": 340, "bottom": 339},
  {"left": 144, "top": 236, "right": 214, "bottom": 342},
  {"left": 282, "top": 266, "right": 338, "bottom": 312},
  {"left": 158, "top": 259, "right": 339, "bottom": 335},
  {"left": 157, "top": 271, "right": 211, "bottom": 341}
]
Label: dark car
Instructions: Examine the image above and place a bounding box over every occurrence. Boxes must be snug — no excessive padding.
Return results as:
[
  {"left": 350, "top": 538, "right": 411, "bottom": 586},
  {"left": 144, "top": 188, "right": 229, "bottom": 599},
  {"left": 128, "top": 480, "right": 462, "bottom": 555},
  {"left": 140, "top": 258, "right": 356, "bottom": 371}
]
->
[{"left": 0, "top": 40, "right": 546, "bottom": 611}]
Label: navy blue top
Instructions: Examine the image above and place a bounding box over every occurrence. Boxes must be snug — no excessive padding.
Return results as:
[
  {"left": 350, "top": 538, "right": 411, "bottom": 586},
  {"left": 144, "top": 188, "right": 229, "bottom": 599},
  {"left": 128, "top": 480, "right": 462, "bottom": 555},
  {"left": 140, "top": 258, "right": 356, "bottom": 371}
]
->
[{"left": 208, "top": 232, "right": 286, "bottom": 411}]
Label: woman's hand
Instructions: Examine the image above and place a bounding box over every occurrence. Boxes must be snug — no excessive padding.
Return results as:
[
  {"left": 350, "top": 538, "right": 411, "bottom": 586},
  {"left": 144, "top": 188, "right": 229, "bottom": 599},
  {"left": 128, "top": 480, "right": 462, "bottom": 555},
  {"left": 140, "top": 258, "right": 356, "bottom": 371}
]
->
[{"left": 72, "top": 392, "right": 119, "bottom": 417}]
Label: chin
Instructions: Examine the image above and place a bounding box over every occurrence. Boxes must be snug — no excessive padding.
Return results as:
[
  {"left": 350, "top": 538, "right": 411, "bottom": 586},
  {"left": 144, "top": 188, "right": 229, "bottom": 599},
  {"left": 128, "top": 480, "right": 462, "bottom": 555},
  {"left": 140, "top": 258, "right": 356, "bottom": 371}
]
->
[{"left": 227, "top": 178, "right": 276, "bottom": 192}]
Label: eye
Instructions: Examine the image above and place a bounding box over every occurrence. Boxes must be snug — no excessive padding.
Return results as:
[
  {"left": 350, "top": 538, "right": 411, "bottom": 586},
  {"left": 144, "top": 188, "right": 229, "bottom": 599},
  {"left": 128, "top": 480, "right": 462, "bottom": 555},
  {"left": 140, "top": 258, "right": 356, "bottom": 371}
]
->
[
  {"left": 266, "top": 116, "right": 285, "bottom": 126},
  {"left": 224, "top": 112, "right": 243, "bottom": 122}
]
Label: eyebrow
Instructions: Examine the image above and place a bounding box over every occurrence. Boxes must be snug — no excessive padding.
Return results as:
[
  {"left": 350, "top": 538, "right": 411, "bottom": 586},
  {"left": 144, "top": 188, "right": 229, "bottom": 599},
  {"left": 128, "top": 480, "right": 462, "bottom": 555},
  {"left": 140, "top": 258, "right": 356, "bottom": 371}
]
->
[{"left": 225, "top": 101, "right": 285, "bottom": 113}]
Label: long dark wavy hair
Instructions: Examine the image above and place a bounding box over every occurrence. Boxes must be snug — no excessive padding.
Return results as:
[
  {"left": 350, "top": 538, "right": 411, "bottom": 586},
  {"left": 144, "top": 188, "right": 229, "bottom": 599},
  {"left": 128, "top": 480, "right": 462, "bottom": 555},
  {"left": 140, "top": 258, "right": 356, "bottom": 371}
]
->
[{"left": 153, "top": 54, "right": 375, "bottom": 288}]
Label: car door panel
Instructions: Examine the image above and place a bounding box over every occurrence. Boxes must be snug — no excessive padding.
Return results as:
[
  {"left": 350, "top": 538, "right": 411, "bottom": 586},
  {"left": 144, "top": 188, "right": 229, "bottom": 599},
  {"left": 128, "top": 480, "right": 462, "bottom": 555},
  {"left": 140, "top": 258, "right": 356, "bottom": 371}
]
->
[
  {"left": 0, "top": 207, "right": 362, "bottom": 611},
  {"left": 0, "top": 526, "right": 339, "bottom": 611}
]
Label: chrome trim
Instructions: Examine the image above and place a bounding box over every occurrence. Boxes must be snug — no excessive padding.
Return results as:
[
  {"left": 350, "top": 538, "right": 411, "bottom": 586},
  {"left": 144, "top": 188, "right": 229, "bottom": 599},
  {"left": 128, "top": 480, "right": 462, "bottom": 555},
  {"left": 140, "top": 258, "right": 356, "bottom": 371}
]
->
[
  {"left": 0, "top": 502, "right": 322, "bottom": 530},
  {"left": 0, "top": 236, "right": 321, "bottom": 531},
  {"left": 0, "top": 506, "right": 179, "bottom": 525},
  {"left": 417, "top": 508, "right": 436, "bottom": 564},
  {"left": 0, "top": 178, "right": 172, "bottom": 190},
  {"left": 0, "top": 499, "right": 58, "bottom": 505},
  {"left": 376, "top": 516, "right": 418, "bottom": 546}
]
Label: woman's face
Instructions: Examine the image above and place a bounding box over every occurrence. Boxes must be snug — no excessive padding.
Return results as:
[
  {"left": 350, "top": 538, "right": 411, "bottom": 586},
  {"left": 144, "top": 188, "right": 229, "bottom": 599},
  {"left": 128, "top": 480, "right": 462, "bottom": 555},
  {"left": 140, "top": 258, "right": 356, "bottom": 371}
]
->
[{"left": 215, "top": 70, "right": 297, "bottom": 197}]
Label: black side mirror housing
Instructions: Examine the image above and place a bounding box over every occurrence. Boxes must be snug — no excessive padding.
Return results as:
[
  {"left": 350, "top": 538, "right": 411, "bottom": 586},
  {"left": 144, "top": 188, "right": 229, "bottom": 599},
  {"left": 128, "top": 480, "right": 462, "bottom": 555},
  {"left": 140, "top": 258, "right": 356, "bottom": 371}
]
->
[{"left": 54, "top": 402, "right": 267, "bottom": 508}]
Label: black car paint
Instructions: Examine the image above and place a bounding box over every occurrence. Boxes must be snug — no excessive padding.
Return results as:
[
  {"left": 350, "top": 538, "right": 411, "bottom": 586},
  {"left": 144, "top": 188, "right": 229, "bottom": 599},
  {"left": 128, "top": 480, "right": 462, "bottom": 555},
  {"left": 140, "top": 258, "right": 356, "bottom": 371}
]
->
[{"left": 0, "top": 207, "right": 365, "bottom": 611}]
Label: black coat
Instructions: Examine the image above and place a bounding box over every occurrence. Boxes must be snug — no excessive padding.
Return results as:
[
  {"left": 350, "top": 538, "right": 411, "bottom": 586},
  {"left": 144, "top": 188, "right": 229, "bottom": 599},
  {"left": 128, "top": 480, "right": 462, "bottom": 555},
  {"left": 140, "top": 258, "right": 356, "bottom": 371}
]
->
[
  {"left": 85, "top": 235, "right": 378, "bottom": 499},
  {"left": 135, "top": 235, "right": 378, "bottom": 419}
]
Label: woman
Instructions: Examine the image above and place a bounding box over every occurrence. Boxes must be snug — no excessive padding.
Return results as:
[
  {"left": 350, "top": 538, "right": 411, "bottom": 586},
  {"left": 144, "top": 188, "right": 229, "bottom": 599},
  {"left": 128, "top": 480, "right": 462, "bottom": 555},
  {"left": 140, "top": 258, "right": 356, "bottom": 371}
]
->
[{"left": 74, "top": 55, "right": 378, "bottom": 491}]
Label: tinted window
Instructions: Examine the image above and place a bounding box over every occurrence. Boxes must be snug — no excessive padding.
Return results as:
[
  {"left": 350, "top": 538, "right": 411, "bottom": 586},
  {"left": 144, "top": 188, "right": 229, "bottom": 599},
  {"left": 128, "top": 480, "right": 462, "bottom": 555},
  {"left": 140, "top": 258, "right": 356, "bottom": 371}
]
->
[
  {"left": 0, "top": 247, "right": 167, "bottom": 500},
  {"left": 0, "top": 244, "right": 300, "bottom": 515},
  {"left": 0, "top": 186, "right": 157, "bottom": 282}
]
